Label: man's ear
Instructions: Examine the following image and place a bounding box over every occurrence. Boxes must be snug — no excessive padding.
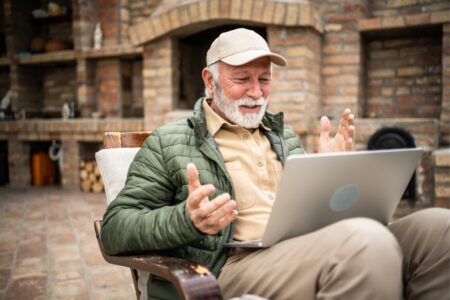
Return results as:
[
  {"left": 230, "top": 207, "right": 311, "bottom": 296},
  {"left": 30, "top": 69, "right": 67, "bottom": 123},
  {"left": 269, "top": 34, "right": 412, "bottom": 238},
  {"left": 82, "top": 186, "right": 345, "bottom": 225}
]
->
[{"left": 202, "top": 68, "right": 214, "bottom": 96}]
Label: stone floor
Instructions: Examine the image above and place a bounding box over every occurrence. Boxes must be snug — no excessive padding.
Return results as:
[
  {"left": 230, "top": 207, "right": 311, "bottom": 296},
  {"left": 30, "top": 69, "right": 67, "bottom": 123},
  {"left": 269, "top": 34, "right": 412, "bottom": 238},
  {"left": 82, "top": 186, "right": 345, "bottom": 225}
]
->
[{"left": 0, "top": 187, "right": 136, "bottom": 300}]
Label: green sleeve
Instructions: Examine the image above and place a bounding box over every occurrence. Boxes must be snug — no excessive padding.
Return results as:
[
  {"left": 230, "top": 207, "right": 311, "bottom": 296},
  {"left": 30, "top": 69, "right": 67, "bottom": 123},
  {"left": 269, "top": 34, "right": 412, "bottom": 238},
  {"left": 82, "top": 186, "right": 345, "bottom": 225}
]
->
[{"left": 100, "top": 130, "right": 204, "bottom": 255}]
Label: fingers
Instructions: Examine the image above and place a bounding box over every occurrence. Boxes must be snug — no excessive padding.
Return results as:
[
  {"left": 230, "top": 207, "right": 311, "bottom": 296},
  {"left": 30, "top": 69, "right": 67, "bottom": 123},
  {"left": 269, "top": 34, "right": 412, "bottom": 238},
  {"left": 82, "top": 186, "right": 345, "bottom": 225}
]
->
[
  {"left": 187, "top": 183, "right": 215, "bottom": 209},
  {"left": 185, "top": 163, "right": 237, "bottom": 234},
  {"left": 318, "top": 109, "right": 356, "bottom": 153},
  {"left": 319, "top": 116, "right": 331, "bottom": 141},
  {"left": 187, "top": 163, "right": 201, "bottom": 193},
  {"left": 190, "top": 193, "right": 238, "bottom": 235}
]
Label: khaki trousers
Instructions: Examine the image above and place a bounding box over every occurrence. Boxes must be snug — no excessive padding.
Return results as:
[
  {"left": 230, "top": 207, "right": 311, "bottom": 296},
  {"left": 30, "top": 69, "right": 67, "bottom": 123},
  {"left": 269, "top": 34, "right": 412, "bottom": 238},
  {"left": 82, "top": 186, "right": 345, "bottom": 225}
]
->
[{"left": 218, "top": 208, "right": 449, "bottom": 300}]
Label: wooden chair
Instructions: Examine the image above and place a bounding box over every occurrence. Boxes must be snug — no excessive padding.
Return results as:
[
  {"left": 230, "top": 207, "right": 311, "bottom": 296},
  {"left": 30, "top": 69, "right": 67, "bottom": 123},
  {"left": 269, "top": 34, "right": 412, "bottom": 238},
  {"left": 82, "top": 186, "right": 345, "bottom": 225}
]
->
[{"left": 94, "top": 132, "right": 222, "bottom": 300}]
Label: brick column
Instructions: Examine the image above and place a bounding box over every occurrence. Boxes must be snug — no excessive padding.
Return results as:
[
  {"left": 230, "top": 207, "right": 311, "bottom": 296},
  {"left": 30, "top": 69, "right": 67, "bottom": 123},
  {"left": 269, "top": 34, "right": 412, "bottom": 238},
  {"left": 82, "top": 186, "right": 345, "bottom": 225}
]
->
[
  {"left": 97, "top": 59, "right": 122, "bottom": 117},
  {"left": 119, "top": 0, "right": 131, "bottom": 45},
  {"left": 3, "top": 0, "right": 15, "bottom": 56},
  {"left": 73, "top": 0, "right": 97, "bottom": 50},
  {"left": 268, "top": 26, "right": 322, "bottom": 152},
  {"left": 77, "top": 59, "right": 96, "bottom": 117},
  {"left": 8, "top": 139, "right": 30, "bottom": 187},
  {"left": 96, "top": 0, "right": 120, "bottom": 47},
  {"left": 441, "top": 24, "right": 450, "bottom": 146},
  {"left": 142, "top": 37, "right": 176, "bottom": 129},
  {"left": 320, "top": 1, "right": 368, "bottom": 119},
  {"left": 61, "top": 141, "right": 80, "bottom": 189},
  {"left": 433, "top": 148, "right": 450, "bottom": 208}
]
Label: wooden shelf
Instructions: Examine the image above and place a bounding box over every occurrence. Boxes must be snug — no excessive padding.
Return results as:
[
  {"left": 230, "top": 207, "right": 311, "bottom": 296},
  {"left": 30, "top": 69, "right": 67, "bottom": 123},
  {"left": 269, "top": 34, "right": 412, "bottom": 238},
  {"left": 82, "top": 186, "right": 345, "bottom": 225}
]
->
[
  {"left": 16, "top": 50, "right": 76, "bottom": 65},
  {"left": 82, "top": 46, "right": 143, "bottom": 59}
]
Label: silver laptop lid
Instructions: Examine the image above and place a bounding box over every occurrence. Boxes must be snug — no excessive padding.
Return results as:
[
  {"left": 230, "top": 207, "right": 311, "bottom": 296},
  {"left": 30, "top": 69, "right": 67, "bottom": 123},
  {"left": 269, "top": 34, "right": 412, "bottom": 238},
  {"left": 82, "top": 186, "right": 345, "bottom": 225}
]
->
[{"left": 260, "top": 148, "right": 423, "bottom": 247}]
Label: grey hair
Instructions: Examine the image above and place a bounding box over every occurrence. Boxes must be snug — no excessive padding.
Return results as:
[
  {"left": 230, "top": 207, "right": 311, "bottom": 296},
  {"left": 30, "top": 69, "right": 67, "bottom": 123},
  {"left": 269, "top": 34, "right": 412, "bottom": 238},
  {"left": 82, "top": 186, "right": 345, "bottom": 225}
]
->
[
  {"left": 203, "top": 61, "right": 273, "bottom": 98},
  {"left": 204, "top": 62, "right": 219, "bottom": 98}
]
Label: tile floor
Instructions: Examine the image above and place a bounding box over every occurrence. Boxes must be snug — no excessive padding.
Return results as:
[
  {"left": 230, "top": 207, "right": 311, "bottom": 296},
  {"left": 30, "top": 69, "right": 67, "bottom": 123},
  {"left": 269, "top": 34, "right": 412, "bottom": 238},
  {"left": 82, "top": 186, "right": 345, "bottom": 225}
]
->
[{"left": 0, "top": 187, "right": 136, "bottom": 300}]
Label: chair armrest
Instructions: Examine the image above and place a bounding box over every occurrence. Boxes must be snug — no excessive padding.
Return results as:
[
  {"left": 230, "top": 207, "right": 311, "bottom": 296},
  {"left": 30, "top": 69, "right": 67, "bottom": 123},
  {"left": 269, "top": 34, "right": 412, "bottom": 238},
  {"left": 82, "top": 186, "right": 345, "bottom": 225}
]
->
[{"left": 94, "top": 220, "right": 222, "bottom": 300}]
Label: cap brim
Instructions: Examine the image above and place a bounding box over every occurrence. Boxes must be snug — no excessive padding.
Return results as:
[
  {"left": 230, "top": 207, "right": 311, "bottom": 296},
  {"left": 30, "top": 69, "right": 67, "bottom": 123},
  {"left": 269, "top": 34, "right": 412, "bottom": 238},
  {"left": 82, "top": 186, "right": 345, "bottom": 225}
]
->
[{"left": 221, "top": 49, "right": 287, "bottom": 67}]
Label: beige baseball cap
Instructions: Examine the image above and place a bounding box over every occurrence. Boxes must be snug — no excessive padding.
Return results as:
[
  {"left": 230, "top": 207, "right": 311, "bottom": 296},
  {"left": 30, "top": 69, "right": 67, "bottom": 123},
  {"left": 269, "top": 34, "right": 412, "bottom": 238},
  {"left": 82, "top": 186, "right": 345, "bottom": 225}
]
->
[{"left": 206, "top": 28, "right": 287, "bottom": 67}]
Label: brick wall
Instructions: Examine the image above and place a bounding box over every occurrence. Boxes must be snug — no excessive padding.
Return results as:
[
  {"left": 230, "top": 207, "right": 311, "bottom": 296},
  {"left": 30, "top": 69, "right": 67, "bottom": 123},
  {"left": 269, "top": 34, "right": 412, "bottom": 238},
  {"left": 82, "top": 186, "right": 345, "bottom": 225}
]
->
[
  {"left": 74, "top": 0, "right": 97, "bottom": 50},
  {"left": 267, "top": 26, "right": 322, "bottom": 141},
  {"left": 97, "top": 0, "right": 120, "bottom": 47},
  {"left": 43, "top": 66, "right": 77, "bottom": 115},
  {"left": 77, "top": 59, "right": 96, "bottom": 117},
  {"left": 433, "top": 149, "right": 450, "bottom": 208},
  {"left": 442, "top": 24, "right": 450, "bottom": 145},
  {"left": 97, "top": 59, "right": 121, "bottom": 117},
  {"left": 8, "top": 139, "right": 30, "bottom": 187},
  {"left": 143, "top": 37, "right": 176, "bottom": 129},
  {"left": 365, "top": 33, "right": 442, "bottom": 118},
  {"left": 319, "top": 0, "right": 368, "bottom": 119},
  {"left": 371, "top": 0, "right": 449, "bottom": 17},
  {"left": 130, "top": 0, "right": 158, "bottom": 25},
  {"left": 132, "top": 59, "right": 143, "bottom": 115},
  {"left": 61, "top": 141, "right": 80, "bottom": 189}
]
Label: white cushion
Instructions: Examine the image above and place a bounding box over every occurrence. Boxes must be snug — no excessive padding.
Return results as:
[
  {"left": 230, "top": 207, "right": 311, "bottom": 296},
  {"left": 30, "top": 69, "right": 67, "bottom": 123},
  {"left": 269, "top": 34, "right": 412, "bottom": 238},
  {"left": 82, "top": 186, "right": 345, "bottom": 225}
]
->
[
  {"left": 96, "top": 147, "right": 150, "bottom": 300},
  {"left": 95, "top": 147, "right": 140, "bottom": 205}
]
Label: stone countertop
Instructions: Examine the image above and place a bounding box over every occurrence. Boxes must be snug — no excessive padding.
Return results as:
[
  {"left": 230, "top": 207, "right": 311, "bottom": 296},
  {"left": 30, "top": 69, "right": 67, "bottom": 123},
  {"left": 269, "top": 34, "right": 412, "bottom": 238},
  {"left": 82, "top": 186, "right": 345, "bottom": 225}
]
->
[{"left": 0, "top": 118, "right": 145, "bottom": 141}]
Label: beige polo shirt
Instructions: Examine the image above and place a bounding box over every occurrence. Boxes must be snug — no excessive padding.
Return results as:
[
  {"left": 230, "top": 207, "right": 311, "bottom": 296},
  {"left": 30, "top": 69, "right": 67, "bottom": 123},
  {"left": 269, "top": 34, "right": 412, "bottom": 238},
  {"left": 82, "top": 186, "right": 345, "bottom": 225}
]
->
[{"left": 203, "top": 100, "right": 283, "bottom": 241}]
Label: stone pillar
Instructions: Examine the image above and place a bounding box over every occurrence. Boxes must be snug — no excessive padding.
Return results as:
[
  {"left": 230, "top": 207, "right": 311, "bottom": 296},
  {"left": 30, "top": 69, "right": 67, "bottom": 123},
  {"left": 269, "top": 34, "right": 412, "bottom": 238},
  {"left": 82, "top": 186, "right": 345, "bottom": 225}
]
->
[
  {"left": 8, "top": 139, "right": 30, "bottom": 187},
  {"left": 142, "top": 37, "right": 176, "bottom": 130},
  {"left": 61, "top": 141, "right": 80, "bottom": 189},
  {"left": 433, "top": 148, "right": 450, "bottom": 208}
]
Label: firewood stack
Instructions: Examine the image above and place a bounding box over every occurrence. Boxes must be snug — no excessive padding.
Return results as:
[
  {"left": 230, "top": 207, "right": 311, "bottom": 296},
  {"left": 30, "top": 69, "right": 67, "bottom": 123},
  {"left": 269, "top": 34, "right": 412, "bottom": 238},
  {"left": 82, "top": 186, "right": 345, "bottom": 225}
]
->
[{"left": 80, "top": 159, "right": 104, "bottom": 193}]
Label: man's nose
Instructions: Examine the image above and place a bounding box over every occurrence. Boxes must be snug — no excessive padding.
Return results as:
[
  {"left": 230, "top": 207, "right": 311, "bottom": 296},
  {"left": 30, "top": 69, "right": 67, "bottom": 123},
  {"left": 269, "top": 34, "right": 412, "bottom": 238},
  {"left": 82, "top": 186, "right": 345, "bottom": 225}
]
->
[{"left": 247, "top": 79, "right": 263, "bottom": 99}]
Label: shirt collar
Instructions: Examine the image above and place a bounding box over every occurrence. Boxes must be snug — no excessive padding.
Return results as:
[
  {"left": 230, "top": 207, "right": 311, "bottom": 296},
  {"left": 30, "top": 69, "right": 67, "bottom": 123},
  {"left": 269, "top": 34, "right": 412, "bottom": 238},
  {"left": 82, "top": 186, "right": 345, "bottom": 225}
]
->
[{"left": 202, "top": 99, "right": 270, "bottom": 136}]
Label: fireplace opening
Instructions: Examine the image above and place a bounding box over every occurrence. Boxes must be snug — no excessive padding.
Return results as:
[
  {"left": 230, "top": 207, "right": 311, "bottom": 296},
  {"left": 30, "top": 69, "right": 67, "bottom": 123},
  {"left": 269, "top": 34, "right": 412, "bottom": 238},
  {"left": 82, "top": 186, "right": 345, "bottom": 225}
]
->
[
  {"left": 368, "top": 127, "right": 416, "bottom": 200},
  {"left": 177, "top": 25, "right": 267, "bottom": 109},
  {"left": 30, "top": 141, "right": 61, "bottom": 186}
]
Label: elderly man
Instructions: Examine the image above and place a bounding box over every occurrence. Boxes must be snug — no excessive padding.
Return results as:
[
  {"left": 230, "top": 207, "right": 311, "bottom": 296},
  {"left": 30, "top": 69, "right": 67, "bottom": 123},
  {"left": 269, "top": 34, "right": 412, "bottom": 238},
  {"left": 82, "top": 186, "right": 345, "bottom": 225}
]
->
[{"left": 101, "top": 28, "right": 449, "bottom": 299}]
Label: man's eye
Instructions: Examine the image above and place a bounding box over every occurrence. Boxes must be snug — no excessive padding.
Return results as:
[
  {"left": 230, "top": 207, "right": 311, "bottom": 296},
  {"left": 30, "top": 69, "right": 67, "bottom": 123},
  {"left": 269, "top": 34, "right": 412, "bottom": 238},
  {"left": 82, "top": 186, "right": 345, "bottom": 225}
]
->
[
  {"left": 235, "top": 78, "right": 248, "bottom": 83},
  {"left": 260, "top": 78, "right": 271, "bottom": 83}
]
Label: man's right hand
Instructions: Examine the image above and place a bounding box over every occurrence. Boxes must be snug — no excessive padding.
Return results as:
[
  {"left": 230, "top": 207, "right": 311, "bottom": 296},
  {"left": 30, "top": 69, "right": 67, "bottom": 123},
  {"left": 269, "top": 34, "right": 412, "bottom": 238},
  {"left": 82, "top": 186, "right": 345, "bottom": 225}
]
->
[{"left": 185, "top": 163, "right": 238, "bottom": 235}]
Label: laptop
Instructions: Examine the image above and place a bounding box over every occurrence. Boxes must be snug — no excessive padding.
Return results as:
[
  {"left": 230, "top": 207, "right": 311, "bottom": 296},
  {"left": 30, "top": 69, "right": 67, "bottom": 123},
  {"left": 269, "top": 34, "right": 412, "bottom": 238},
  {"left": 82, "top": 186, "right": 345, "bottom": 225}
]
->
[{"left": 226, "top": 148, "right": 423, "bottom": 248}]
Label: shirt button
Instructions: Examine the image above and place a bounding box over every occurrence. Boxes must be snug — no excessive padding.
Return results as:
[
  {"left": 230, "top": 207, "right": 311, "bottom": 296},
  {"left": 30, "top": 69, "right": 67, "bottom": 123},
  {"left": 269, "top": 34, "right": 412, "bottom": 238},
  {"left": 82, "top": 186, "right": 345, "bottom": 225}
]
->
[{"left": 257, "top": 161, "right": 264, "bottom": 167}]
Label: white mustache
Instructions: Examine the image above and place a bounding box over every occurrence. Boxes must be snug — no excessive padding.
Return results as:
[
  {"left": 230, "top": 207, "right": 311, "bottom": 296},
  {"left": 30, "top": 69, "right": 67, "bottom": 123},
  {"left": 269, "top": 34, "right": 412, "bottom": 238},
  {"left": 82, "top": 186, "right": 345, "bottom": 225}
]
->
[{"left": 236, "top": 98, "right": 268, "bottom": 107}]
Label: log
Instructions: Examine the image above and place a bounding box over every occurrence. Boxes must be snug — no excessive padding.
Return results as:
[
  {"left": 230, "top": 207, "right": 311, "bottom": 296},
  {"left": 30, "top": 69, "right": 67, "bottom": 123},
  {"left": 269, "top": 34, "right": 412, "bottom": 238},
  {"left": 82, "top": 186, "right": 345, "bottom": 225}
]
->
[
  {"left": 81, "top": 179, "right": 92, "bottom": 192},
  {"left": 94, "top": 165, "right": 101, "bottom": 176},
  {"left": 79, "top": 159, "right": 104, "bottom": 193},
  {"left": 80, "top": 169, "right": 88, "bottom": 180},
  {"left": 92, "top": 181, "right": 104, "bottom": 193},
  {"left": 88, "top": 173, "right": 97, "bottom": 182},
  {"left": 85, "top": 161, "right": 94, "bottom": 172}
]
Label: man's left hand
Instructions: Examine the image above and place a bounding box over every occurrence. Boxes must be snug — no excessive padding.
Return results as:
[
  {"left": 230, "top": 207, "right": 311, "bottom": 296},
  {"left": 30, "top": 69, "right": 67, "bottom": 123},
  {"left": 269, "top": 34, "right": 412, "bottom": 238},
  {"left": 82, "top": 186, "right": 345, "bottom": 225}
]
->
[{"left": 318, "top": 108, "right": 355, "bottom": 153}]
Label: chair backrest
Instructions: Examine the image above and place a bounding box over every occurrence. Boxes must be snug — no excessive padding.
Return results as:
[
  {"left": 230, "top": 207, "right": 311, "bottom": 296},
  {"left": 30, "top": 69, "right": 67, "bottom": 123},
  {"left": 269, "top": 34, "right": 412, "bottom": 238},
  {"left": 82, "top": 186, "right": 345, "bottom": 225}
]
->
[
  {"left": 95, "top": 132, "right": 151, "bottom": 204},
  {"left": 103, "top": 131, "right": 151, "bottom": 148},
  {"left": 95, "top": 131, "right": 151, "bottom": 299}
]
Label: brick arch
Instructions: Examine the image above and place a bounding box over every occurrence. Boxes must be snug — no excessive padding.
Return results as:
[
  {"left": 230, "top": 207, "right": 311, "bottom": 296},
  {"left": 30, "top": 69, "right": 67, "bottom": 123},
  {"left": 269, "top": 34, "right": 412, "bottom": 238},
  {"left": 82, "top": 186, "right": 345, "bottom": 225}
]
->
[{"left": 129, "top": 0, "right": 323, "bottom": 46}]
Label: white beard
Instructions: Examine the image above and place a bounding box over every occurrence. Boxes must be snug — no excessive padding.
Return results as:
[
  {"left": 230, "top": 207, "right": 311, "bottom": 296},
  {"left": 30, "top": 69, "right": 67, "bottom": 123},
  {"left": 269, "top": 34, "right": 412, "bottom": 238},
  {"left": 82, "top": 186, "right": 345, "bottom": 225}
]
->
[{"left": 214, "top": 87, "right": 268, "bottom": 129}]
